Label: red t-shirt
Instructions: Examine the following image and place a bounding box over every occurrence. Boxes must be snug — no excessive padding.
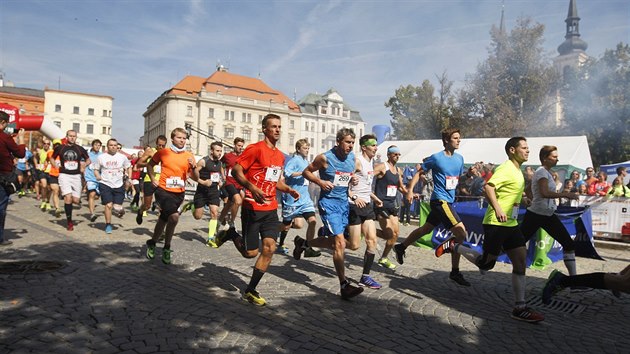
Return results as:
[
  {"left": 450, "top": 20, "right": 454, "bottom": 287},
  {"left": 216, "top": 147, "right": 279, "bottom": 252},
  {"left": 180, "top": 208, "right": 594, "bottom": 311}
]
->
[
  {"left": 221, "top": 152, "right": 243, "bottom": 189},
  {"left": 236, "top": 141, "right": 285, "bottom": 211}
]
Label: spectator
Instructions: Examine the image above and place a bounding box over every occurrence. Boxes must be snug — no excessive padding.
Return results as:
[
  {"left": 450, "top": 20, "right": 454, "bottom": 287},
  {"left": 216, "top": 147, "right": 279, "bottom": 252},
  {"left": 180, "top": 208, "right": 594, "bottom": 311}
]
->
[
  {"left": 566, "top": 170, "right": 582, "bottom": 192},
  {"left": 0, "top": 112, "right": 26, "bottom": 246},
  {"left": 588, "top": 171, "right": 611, "bottom": 196},
  {"left": 559, "top": 180, "right": 575, "bottom": 206},
  {"left": 551, "top": 171, "right": 563, "bottom": 192},
  {"left": 616, "top": 166, "right": 628, "bottom": 187},
  {"left": 399, "top": 163, "right": 417, "bottom": 225},
  {"left": 577, "top": 183, "right": 589, "bottom": 195},
  {"left": 607, "top": 177, "right": 630, "bottom": 198},
  {"left": 583, "top": 167, "right": 597, "bottom": 186}
]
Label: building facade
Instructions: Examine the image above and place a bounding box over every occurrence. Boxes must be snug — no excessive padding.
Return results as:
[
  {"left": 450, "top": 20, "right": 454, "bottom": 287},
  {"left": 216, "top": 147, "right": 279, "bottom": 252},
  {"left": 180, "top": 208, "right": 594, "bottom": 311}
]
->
[
  {"left": 143, "top": 67, "right": 301, "bottom": 155},
  {"left": 297, "top": 88, "right": 365, "bottom": 160},
  {"left": 44, "top": 89, "right": 114, "bottom": 146},
  {"left": 0, "top": 81, "right": 45, "bottom": 148}
]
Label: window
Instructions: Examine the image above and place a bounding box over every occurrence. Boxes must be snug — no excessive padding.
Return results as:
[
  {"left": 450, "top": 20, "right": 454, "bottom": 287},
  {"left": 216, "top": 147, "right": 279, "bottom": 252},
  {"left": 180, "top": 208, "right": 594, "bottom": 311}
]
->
[
  {"left": 258, "top": 115, "right": 263, "bottom": 124},
  {"left": 241, "top": 113, "right": 251, "bottom": 123},
  {"left": 72, "top": 123, "right": 80, "bottom": 132},
  {"left": 102, "top": 109, "right": 108, "bottom": 117},
  {"left": 242, "top": 129, "right": 251, "bottom": 141},
  {"left": 54, "top": 121, "right": 61, "bottom": 128},
  {"left": 107, "top": 127, "right": 111, "bottom": 134},
  {"left": 108, "top": 110, "right": 112, "bottom": 117},
  {"left": 290, "top": 120, "right": 295, "bottom": 129},
  {"left": 73, "top": 106, "right": 80, "bottom": 114},
  {"left": 86, "top": 124, "right": 94, "bottom": 134},
  {"left": 258, "top": 132, "right": 264, "bottom": 141},
  {"left": 305, "top": 122, "right": 309, "bottom": 130},
  {"left": 321, "top": 107, "right": 327, "bottom": 114},
  {"left": 224, "top": 127, "right": 234, "bottom": 139},
  {"left": 208, "top": 125, "right": 214, "bottom": 137},
  {"left": 310, "top": 123, "right": 314, "bottom": 132},
  {"left": 247, "top": 113, "right": 251, "bottom": 123},
  {"left": 289, "top": 134, "right": 295, "bottom": 146},
  {"left": 88, "top": 108, "right": 94, "bottom": 116},
  {"left": 321, "top": 140, "right": 326, "bottom": 149},
  {"left": 55, "top": 104, "right": 61, "bottom": 112},
  {"left": 102, "top": 127, "right": 107, "bottom": 134},
  {"left": 186, "top": 106, "right": 193, "bottom": 117},
  {"left": 343, "top": 110, "right": 348, "bottom": 118},
  {"left": 322, "top": 124, "right": 326, "bottom": 133},
  {"left": 331, "top": 124, "right": 335, "bottom": 134},
  {"left": 208, "top": 108, "right": 214, "bottom": 118},
  {"left": 225, "top": 110, "right": 235, "bottom": 121},
  {"left": 310, "top": 138, "right": 314, "bottom": 147}
]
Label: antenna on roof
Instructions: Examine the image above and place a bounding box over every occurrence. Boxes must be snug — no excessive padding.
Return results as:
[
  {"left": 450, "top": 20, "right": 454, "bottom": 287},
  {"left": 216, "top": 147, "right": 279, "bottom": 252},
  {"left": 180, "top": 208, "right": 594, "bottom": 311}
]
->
[{"left": 216, "top": 59, "right": 229, "bottom": 72}]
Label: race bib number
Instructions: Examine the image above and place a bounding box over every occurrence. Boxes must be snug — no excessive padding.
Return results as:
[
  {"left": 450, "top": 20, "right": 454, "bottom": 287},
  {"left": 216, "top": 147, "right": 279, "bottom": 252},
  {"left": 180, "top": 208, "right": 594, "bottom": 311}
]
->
[
  {"left": 210, "top": 172, "right": 221, "bottom": 183},
  {"left": 511, "top": 204, "right": 519, "bottom": 220},
  {"left": 445, "top": 176, "right": 458, "bottom": 190},
  {"left": 333, "top": 172, "right": 351, "bottom": 187},
  {"left": 366, "top": 171, "right": 374, "bottom": 186},
  {"left": 227, "top": 168, "right": 233, "bottom": 178},
  {"left": 64, "top": 161, "right": 78, "bottom": 170},
  {"left": 386, "top": 184, "right": 398, "bottom": 197},
  {"left": 265, "top": 167, "right": 281, "bottom": 182},
  {"left": 166, "top": 177, "right": 185, "bottom": 189}
]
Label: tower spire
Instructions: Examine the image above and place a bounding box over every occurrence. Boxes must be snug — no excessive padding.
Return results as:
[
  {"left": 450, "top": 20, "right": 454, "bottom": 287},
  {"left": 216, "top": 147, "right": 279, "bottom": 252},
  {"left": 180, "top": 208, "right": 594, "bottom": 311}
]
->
[
  {"left": 499, "top": 0, "right": 506, "bottom": 35},
  {"left": 557, "top": 0, "right": 588, "bottom": 55}
]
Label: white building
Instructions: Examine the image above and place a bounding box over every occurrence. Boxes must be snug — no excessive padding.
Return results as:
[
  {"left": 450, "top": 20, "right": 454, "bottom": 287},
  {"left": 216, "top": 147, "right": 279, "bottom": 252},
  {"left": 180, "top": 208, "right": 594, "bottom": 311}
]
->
[
  {"left": 44, "top": 89, "right": 113, "bottom": 146},
  {"left": 297, "top": 88, "right": 366, "bottom": 160},
  {"left": 143, "top": 67, "right": 301, "bottom": 155}
]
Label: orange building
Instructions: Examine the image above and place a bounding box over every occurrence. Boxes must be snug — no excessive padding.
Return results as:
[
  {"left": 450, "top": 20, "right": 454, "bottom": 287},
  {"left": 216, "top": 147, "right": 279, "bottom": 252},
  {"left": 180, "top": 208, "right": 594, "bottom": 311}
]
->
[{"left": 0, "top": 85, "right": 45, "bottom": 148}]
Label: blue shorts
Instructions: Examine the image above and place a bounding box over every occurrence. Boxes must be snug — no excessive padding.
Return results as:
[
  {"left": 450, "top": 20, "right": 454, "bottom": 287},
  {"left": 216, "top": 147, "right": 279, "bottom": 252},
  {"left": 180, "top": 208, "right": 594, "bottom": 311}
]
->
[
  {"left": 318, "top": 197, "right": 349, "bottom": 237},
  {"left": 99, "top": 183, "right": 124, "bottom": 205},
  {"left": 282, "top": 202, "right": 316, "bottom": 222},
  {"left": 86, "top": 180, "right": 100, "bottom": 194}
]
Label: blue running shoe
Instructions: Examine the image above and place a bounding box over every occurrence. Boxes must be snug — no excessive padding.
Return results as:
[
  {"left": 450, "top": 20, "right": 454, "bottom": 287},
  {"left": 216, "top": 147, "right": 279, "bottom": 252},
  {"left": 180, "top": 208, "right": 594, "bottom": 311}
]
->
[{"left": 359, "top": 275, "right": 382, "bottom": 289}]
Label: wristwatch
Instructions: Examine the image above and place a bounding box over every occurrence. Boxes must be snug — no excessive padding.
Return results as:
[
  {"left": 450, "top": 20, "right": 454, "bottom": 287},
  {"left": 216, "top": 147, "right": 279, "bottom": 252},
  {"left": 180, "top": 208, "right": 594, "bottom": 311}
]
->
[{"left": 351, "top": 195, "right": 358, "bottom": 201}]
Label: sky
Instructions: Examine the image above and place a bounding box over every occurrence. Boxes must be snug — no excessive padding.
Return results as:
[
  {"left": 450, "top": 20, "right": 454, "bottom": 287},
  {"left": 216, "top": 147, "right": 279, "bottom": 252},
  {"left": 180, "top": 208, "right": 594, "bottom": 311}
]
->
[{"left": 1, "top": 0, "right": 628, "bottom": 147}]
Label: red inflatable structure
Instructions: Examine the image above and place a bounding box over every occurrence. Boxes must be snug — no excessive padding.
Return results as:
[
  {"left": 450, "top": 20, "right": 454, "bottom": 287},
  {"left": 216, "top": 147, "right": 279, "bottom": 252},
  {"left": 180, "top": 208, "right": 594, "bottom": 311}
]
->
[{"left": 0, "top": 102, "right": 64, "bottom": 139}]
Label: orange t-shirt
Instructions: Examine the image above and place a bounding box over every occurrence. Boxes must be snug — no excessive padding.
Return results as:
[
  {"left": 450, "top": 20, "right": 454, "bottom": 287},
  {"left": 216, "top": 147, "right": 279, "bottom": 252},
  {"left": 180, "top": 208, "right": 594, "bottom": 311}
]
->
[
  {"left": 151, "top": 148, "right": 194, "bottom": 193},
  {"left": 236, "top": 140, "right": 285, "bottom": 211},
  {"left": 46, "top": 150, "right": 59, "bottom": 177}
]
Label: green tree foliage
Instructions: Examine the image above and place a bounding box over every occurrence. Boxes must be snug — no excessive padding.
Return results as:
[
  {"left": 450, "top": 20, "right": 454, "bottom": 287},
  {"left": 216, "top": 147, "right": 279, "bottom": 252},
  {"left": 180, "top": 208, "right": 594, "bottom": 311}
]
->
[
  {"left": 562, "top": 43, "right": 630, "bottom": 166},
  {"left": 385, "top": 72, "right": 455, "bottom": 140},
  {"left": 458, "top": 17, "right": 560, "bottom": 137}
]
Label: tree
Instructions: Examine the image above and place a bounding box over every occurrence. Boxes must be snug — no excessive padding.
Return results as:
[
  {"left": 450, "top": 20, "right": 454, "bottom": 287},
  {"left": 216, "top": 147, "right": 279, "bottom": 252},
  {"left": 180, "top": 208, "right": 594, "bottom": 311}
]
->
[
  {"left": 457, "top": 17, "right": 560, "bottom": 137},
  {"left": 562, "top": 43, "right": 630, "bottom": 166},
  {"left": 385, "top": 72, "right": 455, "bottom": 140}
]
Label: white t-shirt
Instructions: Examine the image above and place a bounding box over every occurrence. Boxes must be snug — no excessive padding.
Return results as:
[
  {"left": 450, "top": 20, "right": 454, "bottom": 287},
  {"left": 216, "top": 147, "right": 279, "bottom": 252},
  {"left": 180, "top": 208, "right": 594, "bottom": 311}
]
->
[
  {"left": 528, "top": 167, "right": 557, "bottom": 216},
  {"left": 95, "top": 153, "right": 131, "bottom": 188}
]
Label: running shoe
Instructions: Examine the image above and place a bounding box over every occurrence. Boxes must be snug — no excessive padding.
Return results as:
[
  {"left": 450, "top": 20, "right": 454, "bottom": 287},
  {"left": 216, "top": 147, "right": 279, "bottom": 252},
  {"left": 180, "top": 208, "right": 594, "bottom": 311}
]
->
[
  {"left": 541, "top": 269, "right": 566, "bottom": 304},
  {"left": 105, "top": 224, "right": 113, "bottom": 234},
  {"left": 340, "top": 282, "right": 364, "bottom": 300},
  {"left": 162, "top": 248, "right": 172, "bottom": 265},
  {"left": 277, "top": 245, "right": 289, "bottom": 255},
  {"left": 67, "top": 220, "right": 74, "bottom": 231},
  {"left": 55, "top": 208, "right": 62, "bottom": 218},
  {"left": 45, "top": 203, "right": 52, "bottom": 211},
  {"left": 113, "top": 208, "right": 125, "bottom": 218},
  {"left": 151, "top": 202, "right": 157, "bottom": 212},
  {"left": 378, "top": 257, "right": 396, "bottom": 270},
  {"left": 304, "top": 247, "right": 321, "bottom": 257},
  {"left": 0, "top": 240, "right": 13, "bottom": 246},
  {"left": 449, "top": 272, "right": 471, "bottom": 287},
  {"left": 146, "top": 240, "right": 156, "bottom": 260},
  {"left": 435, "top": 237, "right": 455, "bottom": 258},
  {"left": 242, "top": 289, "right": 266, "bottom": 306},
  {"left": 510, "top": 307, "right": 545, "bottom": 323},
  {"left": 206, "top": 237, "right": 218, "bottom": 248},
  {"left": 293, "top": 236, "right": 306, "bottom": 260},
  {"left": 40, "top": 201, "right": 46, "bottom": 210},
  {"left": 215, "top": 227, "right": 237, "bottom": 248},
  {"left": 131, "top": 204, "right": 139, "bottom": 212},
  {"left": 136, "top": 209, "right": 143, "bottom": 225},
  {"left": 393, "top": 243, "right": 406, "bottom": 265},
  {"left": 180, "top": 201, "right": 194, "bottom": 214},
  {"left": 359, "top": 275, "right": 382, "bottom": 289},
  {"left": 90, "top": 214, "right": 98, "bottom": 222}
]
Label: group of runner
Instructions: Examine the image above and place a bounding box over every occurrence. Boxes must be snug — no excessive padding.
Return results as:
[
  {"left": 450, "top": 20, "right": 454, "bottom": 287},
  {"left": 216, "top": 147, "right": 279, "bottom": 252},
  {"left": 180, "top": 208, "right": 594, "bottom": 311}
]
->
[{"left": 22, "top": 121, "right": 627, "bottom": 322}]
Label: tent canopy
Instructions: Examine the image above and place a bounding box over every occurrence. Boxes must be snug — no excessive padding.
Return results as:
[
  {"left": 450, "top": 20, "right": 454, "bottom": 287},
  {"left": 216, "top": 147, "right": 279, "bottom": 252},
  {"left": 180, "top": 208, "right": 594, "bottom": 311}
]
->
[{"left": 377, "top": 136, "right": 593, "bottom": 172}]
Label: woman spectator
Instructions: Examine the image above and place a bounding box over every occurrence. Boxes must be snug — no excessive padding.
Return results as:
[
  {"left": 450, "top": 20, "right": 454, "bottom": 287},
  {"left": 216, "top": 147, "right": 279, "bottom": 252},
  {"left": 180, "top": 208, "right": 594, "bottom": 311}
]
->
[
  {"left": 566, "top": 170, "right": 581, "bottom": 192},
  {"left": 552, "top": 171, "right": 563, "bottom": 192},
  {"left": 577, "top": 183, "right": 589, "bottom": 195},
  {"left": 559, "top": 180, "right": 575, "bottom": 206},
  {"left": 607, "top": 177, "right": 630, "bottom": 198},
  {"left": 588, "top": 171, "right": 611, "bottom": 196}
]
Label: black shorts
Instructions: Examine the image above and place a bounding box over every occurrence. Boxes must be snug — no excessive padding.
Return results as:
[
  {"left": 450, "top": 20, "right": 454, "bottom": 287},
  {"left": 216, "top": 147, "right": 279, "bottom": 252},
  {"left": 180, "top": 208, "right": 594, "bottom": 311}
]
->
[
  {"left": 241, "top": 208, "right": 280, "bottom": 251},
  {"left": 349, "top": 203, "right": 376, "bottom": 225},
  {"left": 426, "top": 200, "right": 462, "bottom": 230},
  {"left": 520, "top": 210, "right": 575, "bottom": 252},
  {"left": 374, "top": 201, "right": 399, "bottom": 219},
  {"left": 482, "top": 224, "right": 527, "bottom": 255},
  {"left": 193, "top": 186, "right": 221, "bottom": 208},
  {"left": 143, "top": 181, "right": 157, "bottom": 196},
  {"left": 100, "top": 183, "right": 125, "bottom": 205},
  {"left": 35, "top": 170, "right": 47, "bottom": 181},
  {"left": 47, "top": 175, "right": 58, "bottom": 185},
  {"left": 223, "top": 184, "right": 243, "bottom": 199},
  {"left": 154, "top": 188, "right": 185, "bottom": 222}
]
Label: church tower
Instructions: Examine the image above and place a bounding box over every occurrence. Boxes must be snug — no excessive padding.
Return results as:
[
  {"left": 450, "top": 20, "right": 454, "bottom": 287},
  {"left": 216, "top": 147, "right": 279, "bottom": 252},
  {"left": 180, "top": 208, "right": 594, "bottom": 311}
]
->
[{"left": 553, "top": 0, "right": 589, "bottom": 78}]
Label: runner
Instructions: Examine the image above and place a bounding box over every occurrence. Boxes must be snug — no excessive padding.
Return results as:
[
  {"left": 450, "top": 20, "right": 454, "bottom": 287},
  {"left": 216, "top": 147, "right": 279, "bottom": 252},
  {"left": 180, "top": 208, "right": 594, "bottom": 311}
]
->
[
  {"left": 144, "top": 128, "right": 196, "bottom": 265},
  {"left": 84, "top": 139, "right": 102, "bottom": 222},
  {"left": 521, "top": 145, "right": 580, "bottom": 277},
  {"left": 181, "top": 141, "right": 224, "bottom": 247},
  {"left": 346, "top": 134, "right": 383, "bottom": 289},
  {"left": 35, "top": 138, "right": 52, "bottom": 211},
  {"left": 217, "top": 137, "right": 245, "bottom": 228},
  {"left": 277, "top": 139, "right": 320, "bottom": 257},
  {"left": 295, "top": 128, "right": 364, "bottom": 300},
  {"left": 15, "top": 146, "right": 33, "bottom": 197},
  {"left": 373, "top": 145, "right": 408, "bottom": 270},
  {"left": 93, "top": 139, "right": 132, "bottom": 234},
  {"left": 393, "top": 128, "right": 480, "bottom": 286},
  {"left": 136, "top": 135, "right": 167, "bottom": 225},
  {"left": 51, "top": 130, "right": 91, "bottom": 231},
  {"left": 46, "top": 139, "right": 62, "bottom": 217},
  {"left": 216, "top": 114, "right": 299, "bottom": 306},
  {"left": 542, "top": 265, "right": 630, "bottom": 304}
]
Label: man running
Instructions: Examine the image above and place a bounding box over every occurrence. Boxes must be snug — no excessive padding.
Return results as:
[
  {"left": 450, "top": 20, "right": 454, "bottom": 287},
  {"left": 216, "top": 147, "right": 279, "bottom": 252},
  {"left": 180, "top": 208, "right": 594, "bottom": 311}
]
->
[
  {"left": 218, "top": 137, "right": 245, "bottom": 228},
  {"left": 346, "top": 134, "right": 383, "bottom": 289},
  {"left": 145, "top": 128, "right": 196, "bottom": 265},
  {"left": 393, "top": 128, "right": 480, "bottom": 286},
  {"left": 52, "top": 130, "right": 90, "bottom": 231},
  {"left": 35, "top": 139, "right": 52, "bottom": 211},
  {"left": 542, "top": 264, "right": 630, "bottom": 304},
  {"left": 373, "top": 145, "right": 408, "bottom": 270},
  {"left": 295, "top": 128, "right": 364, "bottom": 300},
  {"left": 182, "top": 141, "right": 224, "bottom": 247},
  {"left": 84, "top": 139, "right": 102, "bottom": 222},
  {"left": 217, "top": 114, "right": 299, "bottom": 306},
  {"left": 277, "top": 138, "right": 320, "bottom": 258},
  {"left": 93, "top": 139, "right": 132, "bottom": 234},
  {"left": 136, "top": 135, "right": 167, "bottom": 225}
]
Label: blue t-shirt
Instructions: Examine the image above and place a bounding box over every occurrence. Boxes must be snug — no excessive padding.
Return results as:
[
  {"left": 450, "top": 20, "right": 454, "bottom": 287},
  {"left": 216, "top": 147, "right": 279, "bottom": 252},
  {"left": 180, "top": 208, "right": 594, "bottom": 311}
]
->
[
  {"left": 282, "top": 154, "right": 312, "bottom": 207},
  {"left": 319, "top": 148, "right": 355, "bottom": 201},
  {"left": 16, "top": 150, "right": 33, "bottom": 171},
  {"left": 84, "top": 150, "right": 102, "bottom": 182},
  {"left": 421, "top": 151, "right": 465, "bottom": 203}
]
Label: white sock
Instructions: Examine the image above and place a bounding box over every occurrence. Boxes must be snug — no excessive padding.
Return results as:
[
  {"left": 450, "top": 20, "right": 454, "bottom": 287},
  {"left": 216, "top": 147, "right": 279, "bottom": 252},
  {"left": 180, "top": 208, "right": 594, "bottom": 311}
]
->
[
  {"left": 563, "top": 251, "right": 577, "bottom": 276},
  {"left": 454, "top": 243, "right": 482, "bottom": 264},
  {"left": 512, "top": 273, "right": 526, "bottom": 308}
]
